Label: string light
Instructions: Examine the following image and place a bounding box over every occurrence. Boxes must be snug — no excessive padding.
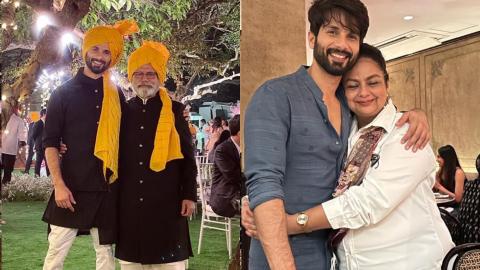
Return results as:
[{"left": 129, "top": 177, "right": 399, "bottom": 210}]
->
[{"left": 34, "top": 69, "right": 68, "bottom": 108}]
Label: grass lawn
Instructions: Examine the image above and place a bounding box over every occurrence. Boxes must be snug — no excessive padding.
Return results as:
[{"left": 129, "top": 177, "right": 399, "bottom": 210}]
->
[{"left": 2, "top": 201, "right": 239, "bottom": 270}]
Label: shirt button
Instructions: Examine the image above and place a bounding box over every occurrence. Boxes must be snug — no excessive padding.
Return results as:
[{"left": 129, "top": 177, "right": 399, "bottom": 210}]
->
[
  {"left": 139, "top": 180, "right": 143, "bottom": 184},
  {"left": 139, "top": 144, "right": 143, "bottom": 148},
  {"left": 324, "top": 119, "right": 327, "bottom": 123},
  {"left": 140, "top": 198, "right": 144, "bottom": 202},
  {"left": 139, "top": 161, "right": 143, "bottom": 165},
  {"left": 140, "top": 126, "right": 144, "bottom": 130},
  {"left": 96, "top": 121, "right": 99, "bottom": 125},
  {"left": 94, "top": 89, "right": 98, "bottom": 93},
  {"left": 142, "top": 109, "right": 146, "bottom": 113},
  {"left": 96, "top": 105, "right": 100, "bottom": 109},
  {"left": 335, "top": 141, "right": 339, "bottom": 145}
]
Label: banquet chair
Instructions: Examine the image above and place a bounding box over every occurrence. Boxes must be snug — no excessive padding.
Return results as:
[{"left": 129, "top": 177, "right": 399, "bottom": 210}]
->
[
  {"left": 197, "top": 162, "right": 234, "bottom": 258},
  {"left": 439, "top": 207, "right": 460, "bottom": 243},
  {"left": 454, "top": 178, "right": 480, "bottom": 244},
  {"left": 442, "top": 243, "right": 480, "bottom": 270}
]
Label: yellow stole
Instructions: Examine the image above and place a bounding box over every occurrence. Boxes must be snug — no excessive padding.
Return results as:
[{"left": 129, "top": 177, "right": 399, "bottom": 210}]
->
[
  {"left": 94, "top": 71, "right": 121, "bottom": 183},
  {"left": 150, "top": 88, "right": 184, "bottom": 171}
]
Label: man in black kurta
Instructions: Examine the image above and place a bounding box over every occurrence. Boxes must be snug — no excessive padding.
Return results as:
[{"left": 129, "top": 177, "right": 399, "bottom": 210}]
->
[
  {"left": 115, "top": 41, "right": 197, "bottom": 270},
  {"left": 42, "top": 20, "right": 138, "bottom": 270}
]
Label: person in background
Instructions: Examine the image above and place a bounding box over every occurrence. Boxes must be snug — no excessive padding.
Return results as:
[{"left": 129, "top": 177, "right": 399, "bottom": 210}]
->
[
  {"left": 32, "top": 108, "right": 49, "bottom": 177},
  {"left": 207, "top": 128, "right": 230, "bottom": 163},
  {"left": 23, "top": 117, "right": 35, "bottom": 174},
  {"left": 434, "top": 145, "right": 466, "bottom": 205},
  {"left": 1, "top": 104, "right": 27, "bottom": 185},
  {"left": 205, "top": 117, "right": 224, "bottom": 154}
]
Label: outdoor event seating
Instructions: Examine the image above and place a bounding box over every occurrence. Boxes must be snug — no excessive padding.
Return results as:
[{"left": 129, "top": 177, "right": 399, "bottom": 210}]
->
[{"left": 196, "top": 162, "right": 234, "bottom": 258}]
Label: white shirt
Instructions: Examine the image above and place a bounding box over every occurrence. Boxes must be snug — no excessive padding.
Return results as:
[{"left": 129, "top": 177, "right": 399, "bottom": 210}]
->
[
  {"left": 1, "top": 114, "right": 27, "bottom": 155},
  {"left": 323, "top": 100, "right": 454, "bottom": 270}
]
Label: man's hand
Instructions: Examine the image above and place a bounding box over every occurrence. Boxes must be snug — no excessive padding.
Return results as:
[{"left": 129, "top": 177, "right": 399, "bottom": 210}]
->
[
  {"left": 54, "top": 183, "right": 76, "bottom": 212},
  {"left": 241, "top": 196, "right": 258, "bottom": 238},
  {"left": 396, "top": 109, "right": 431, "bottom": 152},
  {"left": 59, "top": 143, "right": 68, "bottom": 154},
  {"left": 180, "top": 199, "right": 195, "bottom": 217}
]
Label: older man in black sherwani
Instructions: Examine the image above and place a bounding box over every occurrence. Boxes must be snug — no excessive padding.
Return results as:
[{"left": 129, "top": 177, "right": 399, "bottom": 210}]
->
[{"left": 115, "top": 41, "right": 197, "bottom": 270}]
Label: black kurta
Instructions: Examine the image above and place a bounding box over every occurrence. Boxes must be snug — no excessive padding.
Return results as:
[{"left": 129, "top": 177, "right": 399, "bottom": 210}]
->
[
  {"left": 42, "top": 68, "right": 123, "bottom": 244},
  {"left": 115, "top": 94, "right": 197, "bottom": 264}
]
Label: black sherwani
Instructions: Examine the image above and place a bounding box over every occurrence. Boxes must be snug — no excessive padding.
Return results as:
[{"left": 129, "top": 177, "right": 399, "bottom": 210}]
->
[
  {"left": 115, "top": 94, "right": 197, "bottom": 264},
  {"left": 42, "top": 68, "right": 122, "bottom": 244}
]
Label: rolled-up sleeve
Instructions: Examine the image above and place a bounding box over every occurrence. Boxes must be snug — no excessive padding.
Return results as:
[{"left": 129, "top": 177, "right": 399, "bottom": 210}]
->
[
  {"left": 245, "top": 83, "right": 290, "bottom": 210},
  {"left": 323, "top": 126, "right": 437, "bottom": 229},
  {"left": 43, "top": 88, "right": 64, "bottom": 149}
]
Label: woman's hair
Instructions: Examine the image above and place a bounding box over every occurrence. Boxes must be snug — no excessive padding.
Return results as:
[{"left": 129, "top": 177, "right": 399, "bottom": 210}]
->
[
  {"left": 476, "top": 153, "right": 480, "bottom": 175},
  {"left": 213, "top": 130, "right": 231, "bottom": 150},
  {"left": 438, "top": 145, "right": 462, "bottom": 192},
  {"left": 357, "top": 43, "right": 389, "bottom": 84}
]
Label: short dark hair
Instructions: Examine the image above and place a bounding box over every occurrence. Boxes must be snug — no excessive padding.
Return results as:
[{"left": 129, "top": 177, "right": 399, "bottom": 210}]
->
[
  {"left": 308, "top": 0, "right": 369, "bottom": 41},
  {"left": 201, "top": 119, "right": 206, "bottom": 124},
  {"left": 40, "top": 108, "right": 47, "bottom": 117},
  {"left": 358, "top": 43, "right": 389, "bottom": 83},
  {"left": 229, "top": 115, "right": 240, "bottom": 136}
]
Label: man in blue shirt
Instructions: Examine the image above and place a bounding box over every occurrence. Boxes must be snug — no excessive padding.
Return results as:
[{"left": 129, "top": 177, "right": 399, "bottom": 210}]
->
[{"left": 244, "top": 0, "right": 430, "bottom": 269}]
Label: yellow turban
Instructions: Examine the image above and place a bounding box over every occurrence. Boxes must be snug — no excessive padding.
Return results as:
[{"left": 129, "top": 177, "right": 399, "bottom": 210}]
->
[
  {"left": 127, "top": 41, "right": 170, "bottom": 83},
  {"left": 127, "top": 41, "right": 183, "bottom": 172},
  {"left": 83, "top": 20, "right": 139, "bottom": 183},
  {"left": 82, "top": 19, "right": 139, "bottom": 66}
]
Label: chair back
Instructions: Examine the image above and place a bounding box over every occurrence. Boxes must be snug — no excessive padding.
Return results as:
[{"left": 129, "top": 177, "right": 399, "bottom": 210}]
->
[
  {"left": 195, "top": 155, "right": 208, "bottom": 166},
  {"left": 197, "top": 163, "right": 214, "bottom": 214},
  {"left": 442, "top": 243, "right": 480, "bottom": 270},
  {"left": 440, "top": 207, "right": 460, "bottom": 242},
  {"left": 454, "top": 178, "right": 480, "bottom": 244}
]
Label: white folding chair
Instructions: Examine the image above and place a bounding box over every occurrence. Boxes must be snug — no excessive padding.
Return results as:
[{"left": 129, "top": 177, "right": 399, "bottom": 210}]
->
[{"left": 197, "top": 163, "right": 234, "bottom": 258}]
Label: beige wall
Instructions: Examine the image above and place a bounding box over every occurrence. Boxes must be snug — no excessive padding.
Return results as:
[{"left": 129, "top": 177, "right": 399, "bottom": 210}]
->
[
  {"left": 240, "top": 0, "right": 307, "bottom": 125},
  {"left": 387, "top": 35, "right": 480, "bottom": 173}
]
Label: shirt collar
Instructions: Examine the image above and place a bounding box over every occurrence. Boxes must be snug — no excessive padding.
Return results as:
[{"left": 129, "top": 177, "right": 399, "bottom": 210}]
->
[
  {"left": 231, "top": 137, "right": 241, "bottom": 154},
  {"left": 297, "top": 66, "right": 349, "bottom": 110},
  {"left": 350, "top": 98, "right": 397, "bottom": 136},
  {"left": 75, "top": 67, "right": 103, "bottom": 88}
]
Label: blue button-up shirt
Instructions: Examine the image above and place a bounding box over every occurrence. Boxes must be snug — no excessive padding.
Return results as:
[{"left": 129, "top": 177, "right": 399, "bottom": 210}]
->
[{"left": 245, "top": 66, "right": 351, "bottom": 269}]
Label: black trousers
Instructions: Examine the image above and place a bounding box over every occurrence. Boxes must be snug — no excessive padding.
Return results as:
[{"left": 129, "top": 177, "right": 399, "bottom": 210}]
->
[
  {"left": 24, "top": 143, "right": 34, "bottom": 173},
  {"left": 1, "top": 153, "right": 16, "bottom": 185},
  {"left": 34, "top": 148, "right": 50, "bottom": 176}
]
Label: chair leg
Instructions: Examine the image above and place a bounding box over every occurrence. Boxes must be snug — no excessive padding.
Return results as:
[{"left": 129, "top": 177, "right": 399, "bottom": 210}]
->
[{"left": 198, "top": 216, "right": 205, "bottom": 254}]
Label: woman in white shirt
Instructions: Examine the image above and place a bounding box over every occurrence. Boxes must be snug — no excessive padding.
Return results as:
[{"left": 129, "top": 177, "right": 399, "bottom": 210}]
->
[{"left": 244, "top": 44, "right": 454, "bottom": 270}]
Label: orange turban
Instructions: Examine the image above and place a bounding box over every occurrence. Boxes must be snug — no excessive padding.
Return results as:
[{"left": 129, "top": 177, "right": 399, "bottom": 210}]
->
[
  {"left": 127, "top": 41, "right": 170, "bottom": 83},
  {"left": 82, "top": 19, "right": 139, "bottom": 66}
]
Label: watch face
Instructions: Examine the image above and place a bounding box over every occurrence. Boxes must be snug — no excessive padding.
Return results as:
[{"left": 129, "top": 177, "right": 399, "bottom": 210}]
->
[{"left": 297, "top": 214, "right": 308, "bottom": 225}]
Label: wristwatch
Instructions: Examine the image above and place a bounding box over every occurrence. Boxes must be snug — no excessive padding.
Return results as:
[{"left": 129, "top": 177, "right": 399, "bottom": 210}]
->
[{"left": 296, "top": 212, "right": 309, "bottom": 232}]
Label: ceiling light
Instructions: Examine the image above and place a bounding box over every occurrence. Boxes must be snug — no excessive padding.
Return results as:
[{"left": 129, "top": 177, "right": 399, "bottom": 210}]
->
[{"left": 403, "top": 15, "right": 414, "bottom": 21}]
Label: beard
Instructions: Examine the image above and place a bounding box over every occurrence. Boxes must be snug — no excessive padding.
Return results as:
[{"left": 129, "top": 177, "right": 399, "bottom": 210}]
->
[
  {"left": 134, "top": 85, "right": 159, "bottom": 99},
  {"left": 313, "top": 39, "right": 356, "bottom": 76},
  {"left": 86, "top": 55, "right": 111, "bottom": 74}
]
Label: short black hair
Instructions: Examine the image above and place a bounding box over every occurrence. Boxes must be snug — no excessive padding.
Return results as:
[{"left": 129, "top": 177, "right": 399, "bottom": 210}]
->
[
  {"left": 308, "top": 0, "right": 369, "bottom": 41},
  {"left": 40, "top": 108, "right": 47, "bottom": 117},
  {"left": 358, "top": 43, "right": 389, "bottom": 83},
  {"left": 229, "top": 115, "right": 240, "bottom": 136}
]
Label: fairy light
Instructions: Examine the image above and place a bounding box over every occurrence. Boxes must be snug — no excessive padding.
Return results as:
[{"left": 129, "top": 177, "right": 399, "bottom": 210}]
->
[{"left": 34, "top": 69, "right": 68, "bottom": 108}]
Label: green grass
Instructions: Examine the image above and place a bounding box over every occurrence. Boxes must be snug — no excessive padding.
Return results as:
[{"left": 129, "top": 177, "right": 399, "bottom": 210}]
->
[{"left": 2, "top": 201, "right": 239, "bottom": 270}]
